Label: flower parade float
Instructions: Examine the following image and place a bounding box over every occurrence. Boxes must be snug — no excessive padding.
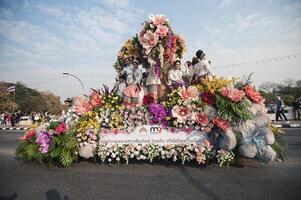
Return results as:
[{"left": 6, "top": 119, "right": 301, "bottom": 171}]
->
[{"left": 16, "top": 15, "right": 286, "bottom": 168}]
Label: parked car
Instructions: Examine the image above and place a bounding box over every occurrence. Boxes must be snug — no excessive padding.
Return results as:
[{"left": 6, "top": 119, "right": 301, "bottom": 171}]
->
[{"left": 18, "top": 116, "right": 33, "bottom": 126}]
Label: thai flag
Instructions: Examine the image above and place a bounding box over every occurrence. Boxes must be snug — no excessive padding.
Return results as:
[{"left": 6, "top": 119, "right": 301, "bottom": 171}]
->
[{"left": 6, "top": 85, "right": 15, "bottom": 93}]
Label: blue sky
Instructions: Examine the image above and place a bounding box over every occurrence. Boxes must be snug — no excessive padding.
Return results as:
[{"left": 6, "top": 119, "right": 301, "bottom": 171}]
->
[{"left": 0, "top": 0, "right": 301, "bottom": 100}]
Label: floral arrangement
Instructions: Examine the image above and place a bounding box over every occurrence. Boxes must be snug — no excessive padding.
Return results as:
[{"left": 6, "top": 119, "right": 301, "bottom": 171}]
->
[
  {"left": 97, "top": 141, "right": 216, "bottom": 165},
  {"left": 15, "top": 15, "right": 285, "bottom": 168},
  {"left": 113, "top": 14, "right": 187, "bottom": 82}
]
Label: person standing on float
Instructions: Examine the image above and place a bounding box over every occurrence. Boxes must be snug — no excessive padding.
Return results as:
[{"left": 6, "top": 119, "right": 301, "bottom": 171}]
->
[
  {"left": 145, "top": 61, "right": 161, "bottom": 101},
  {"left": 167, "top": 60, "right": 184, "bottom": 86},
  {"left": 122, "top": 59, "right": 143, "bottom": 105},
  {"left": 193, "top": 50, "right": 215, "bottom": 83}
]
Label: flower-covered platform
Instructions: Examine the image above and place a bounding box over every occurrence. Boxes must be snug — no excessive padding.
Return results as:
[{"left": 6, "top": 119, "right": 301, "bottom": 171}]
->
[{"left": 16, "top": 15, "right": 285, "bottom": 168}]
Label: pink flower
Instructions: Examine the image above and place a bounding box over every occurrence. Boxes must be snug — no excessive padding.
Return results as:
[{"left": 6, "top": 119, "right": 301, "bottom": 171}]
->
[
  {"left": 55, "top": 122, "right": 68, "bottom": 135},
  {"left": 172, "top": 105, "right": 192, "bottom": 123},
  {"left": 155, "top": 25, "right": 169, "bottom": 37},
  {"left": 139, "top": 30, "right": 159, "bottom": 54},
  {"left": 195, "top": 113, "right": 209, "bottom": 125},
  {"left": 73, "top": 96, "right": 93, "bottom": 115},
  {"left": 213, "top": 117, "right": 230, "bottom": 132},
  {"left": 90, "top": 90, "right": 103, "bottom": 107},
  {"left": 178, "top": 86, "right": 199, "bottom": 101},
  {"left": 150, "top": 14, "right": 168, "bottom": 26},
  {"left": 243, "top": 85, "right": 264, "bottom": 104},
  {"left": 219, "top": 87, "right": 245, "bottom": 102}
]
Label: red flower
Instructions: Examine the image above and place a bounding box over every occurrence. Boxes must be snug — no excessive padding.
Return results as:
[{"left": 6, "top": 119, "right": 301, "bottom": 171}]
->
[
  {"left": 201, "top": 92, "right": 216, "bottom": 106},
  {"left": 55, "top": 122, "right": 68, "bottom": 135},
  {"left": 243, "top": 85, "right": 264, "bottom": 104},
  {"left": 213, "top": 117, "right": 230, "bottom": 132},
  {"left": 20, "top": 129, "right": 36, "bottom": 141},
  {"left": 195, "top": 113, "right": 209, "bottom": 125},
  {"left": 143, "top": 94, "right": 155, "bottom": 105}
]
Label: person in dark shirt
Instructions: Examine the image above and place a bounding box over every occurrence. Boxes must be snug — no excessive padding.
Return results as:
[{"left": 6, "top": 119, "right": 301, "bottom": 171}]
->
[
  {"left": 275, "top": 96, "right": 288, "bottom": 122},
  {"left": 293, "top": 98, "right": 301, "bottom": 120}
]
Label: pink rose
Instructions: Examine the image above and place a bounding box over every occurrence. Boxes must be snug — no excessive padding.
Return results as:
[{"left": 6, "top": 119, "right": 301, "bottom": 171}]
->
[
  {"left": 243, "top": 85, "right": 264, "bottom": 104},
  {"left": 219, "top": 87, "right": 245, "bottom": 102},
  {"left": 155, "top": 25, "right": 169, "bottom": 37},
  {"left": 139, "top": 30, "right": 159, "bottom": 54},
  {"left": 178, "top": 86, "right": 199, "bottom": 101},
  {"left": 213, "top": 117, "right": 230, "bottom": 132},
  {"left": 150, "top": 14, "right": 168, "bottom": 26}
]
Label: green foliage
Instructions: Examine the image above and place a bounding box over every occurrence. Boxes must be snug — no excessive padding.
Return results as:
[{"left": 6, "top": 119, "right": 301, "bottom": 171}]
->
[
  {"left": 49, "top": 132, "right": 78, "bottom": 167},
  {"left": 234, "top": 73, "right": 254, "bottom": 89},
  {"left": 48, "top": 121, "right": 60, "bottom": 130},
  {"left": 15, "top": 141, "right": 44, "bottom": 164},
  {"left": 269, "top": 125, "right": 287, "bottom": 161},
  {"left": 216, "top": 95, "right": 253, "bottom": 125}
]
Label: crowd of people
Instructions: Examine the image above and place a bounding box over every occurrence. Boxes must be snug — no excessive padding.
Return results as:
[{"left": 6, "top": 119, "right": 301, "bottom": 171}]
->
[
  {"left": 0, "top": 111, "right": 22, "bottom": 127},
  {"left": 0, "top": 111, "right": 51, "bottom": 127}
]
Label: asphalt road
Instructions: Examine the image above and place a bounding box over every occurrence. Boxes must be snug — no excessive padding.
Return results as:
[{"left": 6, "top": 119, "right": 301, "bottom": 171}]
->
[{"left": 0, "top": 129, "right": 301, "bottom": 200}]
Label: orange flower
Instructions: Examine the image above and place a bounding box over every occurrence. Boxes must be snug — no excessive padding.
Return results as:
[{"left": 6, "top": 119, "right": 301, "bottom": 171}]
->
[{"left": 243, "top": 85, "right": 264, "bottom": 104}]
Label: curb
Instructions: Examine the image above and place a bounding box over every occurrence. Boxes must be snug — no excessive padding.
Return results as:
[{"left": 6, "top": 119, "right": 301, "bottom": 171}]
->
[
  {"left": 0, "top": 127, "right": 29, "bottom": 131},
  {"left": 273, "top": 124, "right": 301, "bottom": 128}
]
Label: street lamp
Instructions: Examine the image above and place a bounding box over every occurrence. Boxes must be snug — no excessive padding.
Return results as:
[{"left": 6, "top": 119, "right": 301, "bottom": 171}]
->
[{"left": 62, "top": 72, "right": 85, "bottom": 94}]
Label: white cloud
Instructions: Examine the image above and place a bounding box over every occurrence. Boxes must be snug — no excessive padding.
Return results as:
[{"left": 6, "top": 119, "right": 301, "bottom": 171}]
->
[{"left": 219, "top": 0, "right": 234, "bottom": 7}]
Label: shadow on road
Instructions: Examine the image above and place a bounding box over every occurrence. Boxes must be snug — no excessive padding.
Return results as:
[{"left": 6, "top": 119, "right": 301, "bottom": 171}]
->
[
  {"left": 0, "top": 192, "right": 18, "bottom": 200},
  {"left": 45, "top": 189, "right": 69, "bottom": 200}
]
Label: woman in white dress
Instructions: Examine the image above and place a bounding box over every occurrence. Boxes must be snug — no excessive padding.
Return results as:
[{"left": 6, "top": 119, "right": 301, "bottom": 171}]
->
[
  {"left": 167, "top": 60, "right": 184, "bottom": 86},
  {"left": 121, "top": 60, "right": 143, "bottom": 105},
  {"left": 145, "top": 61, "right": 161, "bottom": 101}
]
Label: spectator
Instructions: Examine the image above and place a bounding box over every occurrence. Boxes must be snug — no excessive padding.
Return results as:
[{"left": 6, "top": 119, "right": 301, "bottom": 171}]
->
[
  {"left": 293, "top": 98, "right": 301, "bottom": 120},
  {"left": 275, "top": 96, "right": 288, "bottom": 122}
]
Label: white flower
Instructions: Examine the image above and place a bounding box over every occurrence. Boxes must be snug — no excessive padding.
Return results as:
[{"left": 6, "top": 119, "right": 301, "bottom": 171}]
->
[
  {"left": 116, "top": 157, "right": 120, "bottom": 162},
  {"left": 108, "top": 158, "right": 112, "bottom": 162}
]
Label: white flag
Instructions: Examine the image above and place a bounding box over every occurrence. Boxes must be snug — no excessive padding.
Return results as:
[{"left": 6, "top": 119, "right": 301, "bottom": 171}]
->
[{"left": 6, "top": 85, "right": 15, "bottom": 93}]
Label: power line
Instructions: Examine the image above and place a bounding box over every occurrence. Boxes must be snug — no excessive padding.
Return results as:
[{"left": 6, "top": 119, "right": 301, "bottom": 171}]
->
[{"left": 214, "top": 53, "right": 301, "bottom": 69}]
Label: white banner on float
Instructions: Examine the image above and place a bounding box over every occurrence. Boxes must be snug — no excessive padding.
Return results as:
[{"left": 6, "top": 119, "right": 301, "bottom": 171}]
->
[{"left": 99, "top": 125, "right": 208, "bottom": 145}]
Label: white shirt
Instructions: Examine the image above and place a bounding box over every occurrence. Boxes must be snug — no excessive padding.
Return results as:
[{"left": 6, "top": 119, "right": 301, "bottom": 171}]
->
[
  {"left": 194, "top": 59, "right": 215, "bottom": 77},
  {"left": 168, "top": 69, "right": 183, "bottom": 85},
  {"left": 120, "top": 66, "right": 143, "bottom": 85}
]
